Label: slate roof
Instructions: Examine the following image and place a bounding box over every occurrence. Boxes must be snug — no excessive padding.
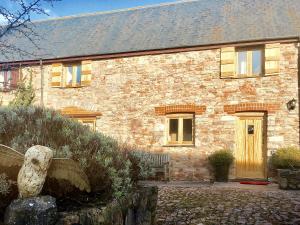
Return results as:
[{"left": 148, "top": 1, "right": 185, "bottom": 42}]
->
[{"left": 1, "top": 0, "right": 300, "bottom": 63}]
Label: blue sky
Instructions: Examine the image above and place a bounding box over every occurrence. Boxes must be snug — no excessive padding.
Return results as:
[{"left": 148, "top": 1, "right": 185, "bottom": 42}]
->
[{"left": 1, "top": 0, "right": 180, "bottom": 21}]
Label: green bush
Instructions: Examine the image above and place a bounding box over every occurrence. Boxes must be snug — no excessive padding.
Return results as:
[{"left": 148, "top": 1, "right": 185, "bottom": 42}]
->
[
  {"left": 0, "top": 106, "right": 146, "bottom": 198},
  {"left": 9, "top": 74, "right": 35, "bottom": 107},
  {"left": 0, "top": 173, "right": 17, "bottom": 219},
  {"left": 208, "top": 149, "right": 234, "bottom": 182},
  {"left": 270, "top": 147, "right": 300, "bottom": 169},
  {"left": 117, "top": 143, "right": 154, "bottom": 183},
  {"left": 0, "top": 173, "right": 13, "bottom": 196},
  {"left": 128, "top": 151, "right": 154, "bottom": 182}
]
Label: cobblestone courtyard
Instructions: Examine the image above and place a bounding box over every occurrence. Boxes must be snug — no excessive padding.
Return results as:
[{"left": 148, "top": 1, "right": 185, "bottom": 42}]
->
[{"left": 155, "top": 182, "right": 300, "bottom": 225}]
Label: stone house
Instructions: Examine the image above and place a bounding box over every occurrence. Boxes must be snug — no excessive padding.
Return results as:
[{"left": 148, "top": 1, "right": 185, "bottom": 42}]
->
[{"left": 0, "top": 0, "right": 300, "bottom": 181}]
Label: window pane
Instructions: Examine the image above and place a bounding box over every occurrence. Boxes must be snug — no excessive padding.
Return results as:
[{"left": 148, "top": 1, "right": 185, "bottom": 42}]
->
[
  {"left": 76, "top": 65, "right": 81, "bottom": 85},
  {"left": 6, "top": 71, "right": 11, "bottom": 84},
  {"left": 183, "top": 119, "right": 193, "bottom": 142},
  {"left": 0, "top": 72, "right": 3, "bottom": 81},
  {"left": 169, "top": 119, "right": 178, "bottom": 142},
  {"left": 237, "top": 51, "right": 247, "bottom": 75},
  {"left": 81, "top": 121, "right": 95, "bottom": 131},
  {"left": 66, "top": 66, "right": 73, "bottom": 85},
  {"left": 11, "top": 69, "right": 19, "bottom": 88},
  {"left": 252, "top": 50, "right": 262, "bottom": 74},
  {"left": 0, "top": 71, "right": 4, "bottom": 89}
]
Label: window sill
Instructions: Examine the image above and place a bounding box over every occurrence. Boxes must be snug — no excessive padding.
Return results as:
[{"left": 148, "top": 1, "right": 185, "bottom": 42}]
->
[
  {"left": 0, "top": 90, "right": 12, "bottom": 92},
  {"left": 163, "top": 144, "right": 195, "bottom": 147},
  {"left": 221, "top": 74, "right": 279, "bottom": 79},
  {"left": 52, "top": 85, "right": 89, "bottom": 89},
  {"left": 65, "top": 85, "right": 83, "bottom": 88},
  {"left": 0, "top": 88, "right": 17, "bottom": 92},
  {"left": 236, "top": 74, "right": 263, "bottom": 78}
]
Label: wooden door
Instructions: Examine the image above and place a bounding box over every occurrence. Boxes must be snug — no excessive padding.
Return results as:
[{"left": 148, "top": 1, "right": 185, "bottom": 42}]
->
[{"left": 235, "top": 114, "right": 266, "bottom": 179}]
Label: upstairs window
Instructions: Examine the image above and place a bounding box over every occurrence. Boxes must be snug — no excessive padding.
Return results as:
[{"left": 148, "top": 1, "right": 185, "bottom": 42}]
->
[
  {"left": 0, "top": 68, "right": 19, "bottom": 92},
  {"left": 51, "top": 61, "right": 92, "bottom": 88},
  {"left": 236, "top": 47, "right": 263, "bottom": 77},
  {"left": 166, "top": 114, "right": 194, "bottom": 146},
  {"left": 220, "top": 44, "right": 281, "bottom": 79},
  {"left": 65, "top": 64, "right": 82, "bottom": 87}
]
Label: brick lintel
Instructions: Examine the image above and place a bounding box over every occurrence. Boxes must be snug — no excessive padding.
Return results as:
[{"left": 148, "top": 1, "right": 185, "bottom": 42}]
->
[
  {"left": 224, "top": 103, "right": 280, "bottom": 114},
  {"left": 155, "top": 104, "right": 206, "bottom": 115}
]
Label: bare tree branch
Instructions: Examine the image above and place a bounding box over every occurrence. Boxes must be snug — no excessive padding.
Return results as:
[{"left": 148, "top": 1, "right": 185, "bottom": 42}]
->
[{"left": 0, "top": 0, "right": 60, "bottom": 60}]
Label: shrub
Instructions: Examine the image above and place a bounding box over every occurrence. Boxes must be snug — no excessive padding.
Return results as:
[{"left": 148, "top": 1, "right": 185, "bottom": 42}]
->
[
  {"left": 117, "top": 143, "right": 154, "bottom": 183},
  {"left": 9, "top": 74, "right": 35, "bottom": 107},
  {"left": 270, "top": 147, "right": 300, "bottom": 170},
  {"left": 0, "top": 173, "right": 17, "bottom": 219},
  {"left": 208, "top": 149, "right": 234, "bottom": 182},
  {"left": 128, "top": 151, "right": 154, "bottom": 182},
  {"left": 0, "top": 106, "right": 146, "bottom": 198},
  {"left": 0, "top": 173, "right": 13, "bottom": 196}
]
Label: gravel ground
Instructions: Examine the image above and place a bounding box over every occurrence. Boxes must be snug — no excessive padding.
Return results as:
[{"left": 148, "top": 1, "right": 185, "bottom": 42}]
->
[{"left": 155, "top": 182, "right": 300, "bottom": 225}]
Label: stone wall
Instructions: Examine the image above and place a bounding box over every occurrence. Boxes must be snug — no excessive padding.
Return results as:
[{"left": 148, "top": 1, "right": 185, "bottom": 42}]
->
[
  {"left": 1, "top": 43, "right": 299, "bottom": 181},
  {"left": 277, "top": 169, "right": 300, "bottom": 190},
  {"left": 55, "top": 186, "right": 158, "bottom": 225}
]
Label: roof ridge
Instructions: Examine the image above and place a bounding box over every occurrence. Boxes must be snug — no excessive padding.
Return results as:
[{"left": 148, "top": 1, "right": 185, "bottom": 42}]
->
[{"left": 33, "top": 0, "right": 199, "bottom": 23}]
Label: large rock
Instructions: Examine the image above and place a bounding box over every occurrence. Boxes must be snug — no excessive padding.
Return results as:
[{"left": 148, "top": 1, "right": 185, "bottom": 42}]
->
[
  {"left": 4, "top": 195, "right": 57, "bottom": 225},
  {"left": 18, "top": 145, "right": 53, "bottom": 198}
]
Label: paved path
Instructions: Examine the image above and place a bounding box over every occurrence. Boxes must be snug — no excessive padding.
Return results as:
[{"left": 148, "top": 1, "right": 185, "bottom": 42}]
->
[{"left": 152, "top": 182, "right": 300, "bottom": 225}]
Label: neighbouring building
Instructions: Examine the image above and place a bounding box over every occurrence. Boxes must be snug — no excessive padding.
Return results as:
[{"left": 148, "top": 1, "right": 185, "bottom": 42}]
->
[{"left": 0, "top": 0, "right": 300, "bottom": 181}]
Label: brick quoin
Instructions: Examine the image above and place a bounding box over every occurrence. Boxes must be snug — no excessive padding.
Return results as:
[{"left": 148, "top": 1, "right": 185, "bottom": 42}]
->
[
  {"left": 155, "top": 104, "right": 206, "bottom": 115},
  {"left": 224, "top": 103, "right": 281, "bottom": 114}
]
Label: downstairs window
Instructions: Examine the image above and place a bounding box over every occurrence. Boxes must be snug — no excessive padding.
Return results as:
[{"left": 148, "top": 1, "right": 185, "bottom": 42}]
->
[
  {"left": 77, "top": 118, "right": 96, "bottom": 131},
  {"left": 166, "top": 114, "right": 194, "bottom": 146}
]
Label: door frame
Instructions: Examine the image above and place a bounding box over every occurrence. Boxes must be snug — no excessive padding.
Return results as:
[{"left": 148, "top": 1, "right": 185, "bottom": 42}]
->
[{"left": 234, "top": 112, "right": 268, "bottom": 179}]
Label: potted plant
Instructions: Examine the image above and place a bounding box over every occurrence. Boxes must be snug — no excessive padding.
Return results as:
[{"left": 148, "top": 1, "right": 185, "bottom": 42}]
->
[
  {"left": 208, "top": 149, "right": 234, "bottom": 182},
  {"left": 270, "top": 147, "right": 300, "bottom": 189}
]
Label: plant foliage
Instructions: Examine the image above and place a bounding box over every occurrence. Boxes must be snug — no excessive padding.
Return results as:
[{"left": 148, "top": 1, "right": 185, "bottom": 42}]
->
[
  {"left": 208, "top": 149, "right": 234, "bottom": 182},
  {"left": 208, "top": 149, "right": 234, "bottom": 167},
  {"left": 9, "top": 74, "right": 35, "bottom": 107},
  {"left": 0, "top": 173, "right": 13, "bottom": 196},
  {"left": 0, "top": 106, "right": 147, "bottom": 198},
  {"left": 270, "top": 147, "right": 300, "bottom": 170},
  {"left": 127, "top": 150, "right": 154, "bottom": 182}
]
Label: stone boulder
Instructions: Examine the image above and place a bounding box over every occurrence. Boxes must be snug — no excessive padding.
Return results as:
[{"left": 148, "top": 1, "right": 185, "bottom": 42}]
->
[
  {"left": 18, "top": 145, "right": 54, "bottom": 198},
  {"left": 4, "top": 195, "right": 57, "bottom": 225}
]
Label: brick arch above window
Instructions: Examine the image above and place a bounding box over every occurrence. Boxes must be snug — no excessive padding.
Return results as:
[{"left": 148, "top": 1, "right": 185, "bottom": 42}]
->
[
  {"left": 60, "top": 106, "right": 102, "bottom": 118},
  {"left": 224, "top": 103, "right": 280, "bottom": 114},
  {"left": 59, "top": 106, "right": 102, "bottom": 131},
  {"left": 155, "top": 104, "right": 206, "bottom": 116}
]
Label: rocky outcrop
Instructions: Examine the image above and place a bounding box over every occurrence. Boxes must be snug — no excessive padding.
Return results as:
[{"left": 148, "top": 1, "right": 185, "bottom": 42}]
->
[
  {"left": 4, "top": 195, "right": 57, "bottom": 225},
  {"left": 278, "top": 169, "right": 300, "bottom": 190},
  {"left": 55, "top": 186, "right": 158, "bottom": 225}
]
